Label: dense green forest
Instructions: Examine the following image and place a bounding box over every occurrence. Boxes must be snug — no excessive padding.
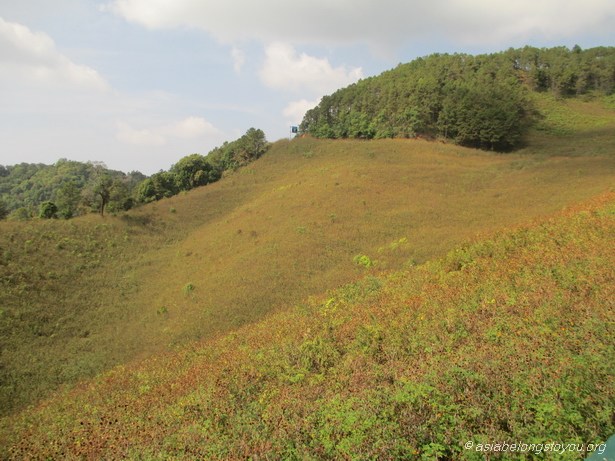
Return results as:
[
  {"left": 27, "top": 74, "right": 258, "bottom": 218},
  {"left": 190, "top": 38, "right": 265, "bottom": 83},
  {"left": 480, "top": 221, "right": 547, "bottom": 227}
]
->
[
  {"left": 0, "top": 160, "right": 145, "bottom": 220},
  {"left": 300, "top": 46, "right": 615, "bottom": 150},
  {"left": 0, "top": 128, "right": 268, "bottom": 220}
]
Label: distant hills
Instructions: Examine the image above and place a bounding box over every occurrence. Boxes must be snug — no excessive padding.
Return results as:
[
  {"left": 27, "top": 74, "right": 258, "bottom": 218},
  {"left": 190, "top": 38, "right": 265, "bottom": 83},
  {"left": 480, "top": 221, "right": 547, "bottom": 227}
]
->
[
  {"left": 3, "top": 47, "right": 614, "bottom": 221},
  {"left": 0, "top": 128, "right": 267, "bottom": 220},
  {"left": 0, "top": 160, "right": 145, "bottom": 220},
  {"left": 300, "top": 46, "right": 615, "bottom": 150}
]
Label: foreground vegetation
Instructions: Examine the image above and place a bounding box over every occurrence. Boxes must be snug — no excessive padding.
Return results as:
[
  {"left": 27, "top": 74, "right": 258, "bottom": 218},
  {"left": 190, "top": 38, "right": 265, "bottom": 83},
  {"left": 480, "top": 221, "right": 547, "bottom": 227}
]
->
[{"left": 2, "top": 190, "right": 613, "bottom": 459}]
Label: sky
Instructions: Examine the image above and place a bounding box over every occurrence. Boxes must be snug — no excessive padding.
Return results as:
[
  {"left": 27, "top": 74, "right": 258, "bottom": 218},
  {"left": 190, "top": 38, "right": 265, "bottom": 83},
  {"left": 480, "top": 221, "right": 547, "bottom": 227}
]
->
[{"left": 1, "top": 1, "right": 614, "bottom": 174}]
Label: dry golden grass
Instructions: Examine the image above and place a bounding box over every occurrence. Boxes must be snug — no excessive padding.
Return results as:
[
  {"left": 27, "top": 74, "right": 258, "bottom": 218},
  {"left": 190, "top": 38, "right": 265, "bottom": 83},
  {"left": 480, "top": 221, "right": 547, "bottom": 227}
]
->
[
  {"left": 115, "top": 134, "right": 615, "bottom": 351},
  {"left": 0, "top": 94, "right": 614, "bottom": 416},
  {"left": 3, "top": 191, "right": 613, "bottom": 460}
]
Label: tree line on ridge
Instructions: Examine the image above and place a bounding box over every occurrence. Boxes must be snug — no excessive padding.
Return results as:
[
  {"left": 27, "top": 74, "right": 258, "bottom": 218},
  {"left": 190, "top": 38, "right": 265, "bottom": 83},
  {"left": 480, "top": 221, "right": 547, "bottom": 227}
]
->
[
  {"left": 299, "top": 46, "right": 615, "bottom": 150},
  {"left": 0, "top": 128, "right": 268, "bottom": 220}
]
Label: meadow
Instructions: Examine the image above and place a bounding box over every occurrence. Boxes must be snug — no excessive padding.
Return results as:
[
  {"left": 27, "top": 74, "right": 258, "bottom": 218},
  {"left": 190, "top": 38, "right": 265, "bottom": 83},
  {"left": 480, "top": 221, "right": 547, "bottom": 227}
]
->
[
  {"left": 2, "top": 188, "right": 613, "bottom": 460},
  {"left": 0, "top": 93, "right": 613, "bottom": 459}
]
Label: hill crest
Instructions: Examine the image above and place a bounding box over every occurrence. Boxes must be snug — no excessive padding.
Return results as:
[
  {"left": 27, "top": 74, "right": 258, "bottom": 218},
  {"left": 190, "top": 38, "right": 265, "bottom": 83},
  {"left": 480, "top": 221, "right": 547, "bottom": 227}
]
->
[{"left": 300, "top": 46, "right": 615, "bottom": 151}]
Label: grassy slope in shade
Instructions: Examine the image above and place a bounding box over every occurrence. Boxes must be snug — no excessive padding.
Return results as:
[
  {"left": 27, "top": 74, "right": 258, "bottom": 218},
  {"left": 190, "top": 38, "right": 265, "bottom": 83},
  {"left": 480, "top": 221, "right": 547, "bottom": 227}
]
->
[
  {"left": 2, "top": 192, "right": 613, "bottom": 460},
  {"left": 1, "top": 94, "right": 615, "bottom": 416}
]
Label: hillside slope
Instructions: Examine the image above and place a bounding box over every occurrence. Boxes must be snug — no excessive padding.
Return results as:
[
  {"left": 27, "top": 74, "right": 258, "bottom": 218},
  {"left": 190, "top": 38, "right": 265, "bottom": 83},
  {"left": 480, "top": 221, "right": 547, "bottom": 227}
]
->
[
  {"left": 2, "top": 191, "right": 613, "bottom": 460},
  {"left": 1, "top": 94, "right": 615, "bottom": 416}
]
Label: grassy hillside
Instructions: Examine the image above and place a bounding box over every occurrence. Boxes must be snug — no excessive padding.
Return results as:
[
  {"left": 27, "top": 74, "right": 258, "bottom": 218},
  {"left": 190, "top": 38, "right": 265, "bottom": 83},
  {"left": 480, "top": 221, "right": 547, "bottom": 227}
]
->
[
  {"left": 1, "top": 94, "right": 614, "bottom": 416},
  {"left": 525, "top": 93, "right": 615, "bottom": 156},
  {"left": 2, "top": 190, "right": 613, "bottom": 460}
]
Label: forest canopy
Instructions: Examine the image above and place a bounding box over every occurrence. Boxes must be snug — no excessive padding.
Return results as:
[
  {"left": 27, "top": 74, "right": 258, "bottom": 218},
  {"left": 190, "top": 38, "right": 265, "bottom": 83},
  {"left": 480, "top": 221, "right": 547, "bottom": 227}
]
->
[
  {"left": 0, "top": 128, "right": 268, "bottom": 219},
  {"left": 300, "top": 46, "right": 615, "bottom": 150},
  {"left": 0, "top": 160, "right": 145, "bottom": 220}
]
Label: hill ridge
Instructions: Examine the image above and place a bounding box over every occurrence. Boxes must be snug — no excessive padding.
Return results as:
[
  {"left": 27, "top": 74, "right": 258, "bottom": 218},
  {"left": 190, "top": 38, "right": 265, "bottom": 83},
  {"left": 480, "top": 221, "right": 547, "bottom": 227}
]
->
[
  {"left": 300, "top": 46, "right": 615, "bottom": 151},
  {"left": 3, "top": 190, "right": 613, "bottom": 459}
]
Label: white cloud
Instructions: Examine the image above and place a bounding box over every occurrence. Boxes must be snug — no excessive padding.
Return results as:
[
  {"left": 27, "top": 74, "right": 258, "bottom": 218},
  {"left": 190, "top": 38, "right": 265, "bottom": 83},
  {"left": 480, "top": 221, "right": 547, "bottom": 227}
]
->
[
  {"left": 231, "top": 46, "right": 245, "bottom": 73},
  {"left": 283, "top": 98, "right": 319, "bottom": 124},
  {"left": 100, "top": 0, "right": 190, "bottom": 30},
  {"left": 442, "top": 0, "right": 615, "bottom": 44},
  {"left": 116, "top": 116, "right": 223, "bottom": 146},
  {"left": 165, "top": 116, "right": 222, "bottom": 138},
  {"left": 102, "top": 0, "right": 615, "bottom": 50},
  {"left": 260, "top": 43, "right": 363, "bottom": 95},
  {"left": 116, "top": 122, "right": 166, "bottom": 146},
  {"left": 0, "top": 17, "right": 109, "bottom": 91}
]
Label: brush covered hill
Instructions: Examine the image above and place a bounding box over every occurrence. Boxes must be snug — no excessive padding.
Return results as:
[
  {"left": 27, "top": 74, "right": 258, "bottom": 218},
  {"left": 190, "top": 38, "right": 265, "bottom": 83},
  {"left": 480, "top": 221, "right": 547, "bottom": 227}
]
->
[
  {"left": 1, "top": 91, "right": 615, "bottom": 419},
  {"left": 2, "top": 189, "right": 614, "bottom": 460},
  {"left": 300, "top": 46, "right": 615, "bottom": 150}
]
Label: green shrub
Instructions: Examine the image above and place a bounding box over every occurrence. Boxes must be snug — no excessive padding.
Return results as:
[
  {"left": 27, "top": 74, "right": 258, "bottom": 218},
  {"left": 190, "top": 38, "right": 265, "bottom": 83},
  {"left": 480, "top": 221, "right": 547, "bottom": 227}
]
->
[
  {"left": 353, "top": 254, "right": 373, "bottom": 268},
  {"left": 39, "top": 201, "right": 58, "bottom": 219}
]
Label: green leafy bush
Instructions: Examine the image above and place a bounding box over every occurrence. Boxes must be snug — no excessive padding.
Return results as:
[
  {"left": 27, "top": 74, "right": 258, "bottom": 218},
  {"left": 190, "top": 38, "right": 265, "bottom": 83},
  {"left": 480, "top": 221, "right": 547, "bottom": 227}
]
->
[
  {"left": 353, "top": 254, "right": 373, "bottom": 268},
  {"left": 38, "top": 201, "right": 58, "bottom": 219}
]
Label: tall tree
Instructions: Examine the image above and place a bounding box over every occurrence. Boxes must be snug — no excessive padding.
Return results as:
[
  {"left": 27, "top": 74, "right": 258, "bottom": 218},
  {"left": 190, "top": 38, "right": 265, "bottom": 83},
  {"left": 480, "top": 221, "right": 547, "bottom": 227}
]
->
[
  {"left": 94, "top": 175, "right": 113, "bottom": 217},
  {"left": 86, "top": 164, "right": 114, "bottom": 217},
  {"left": 236, "top": 128, "right": 268, "bottom": 165},
  {"left": 0, "top": 199, "right": 8, "bottom": 220},
  {"left": 170, "top": 154, "right": 216, "bottom": 191},
  {"left": 55, "top": 181, "right": 82, "bottom": 219}
]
